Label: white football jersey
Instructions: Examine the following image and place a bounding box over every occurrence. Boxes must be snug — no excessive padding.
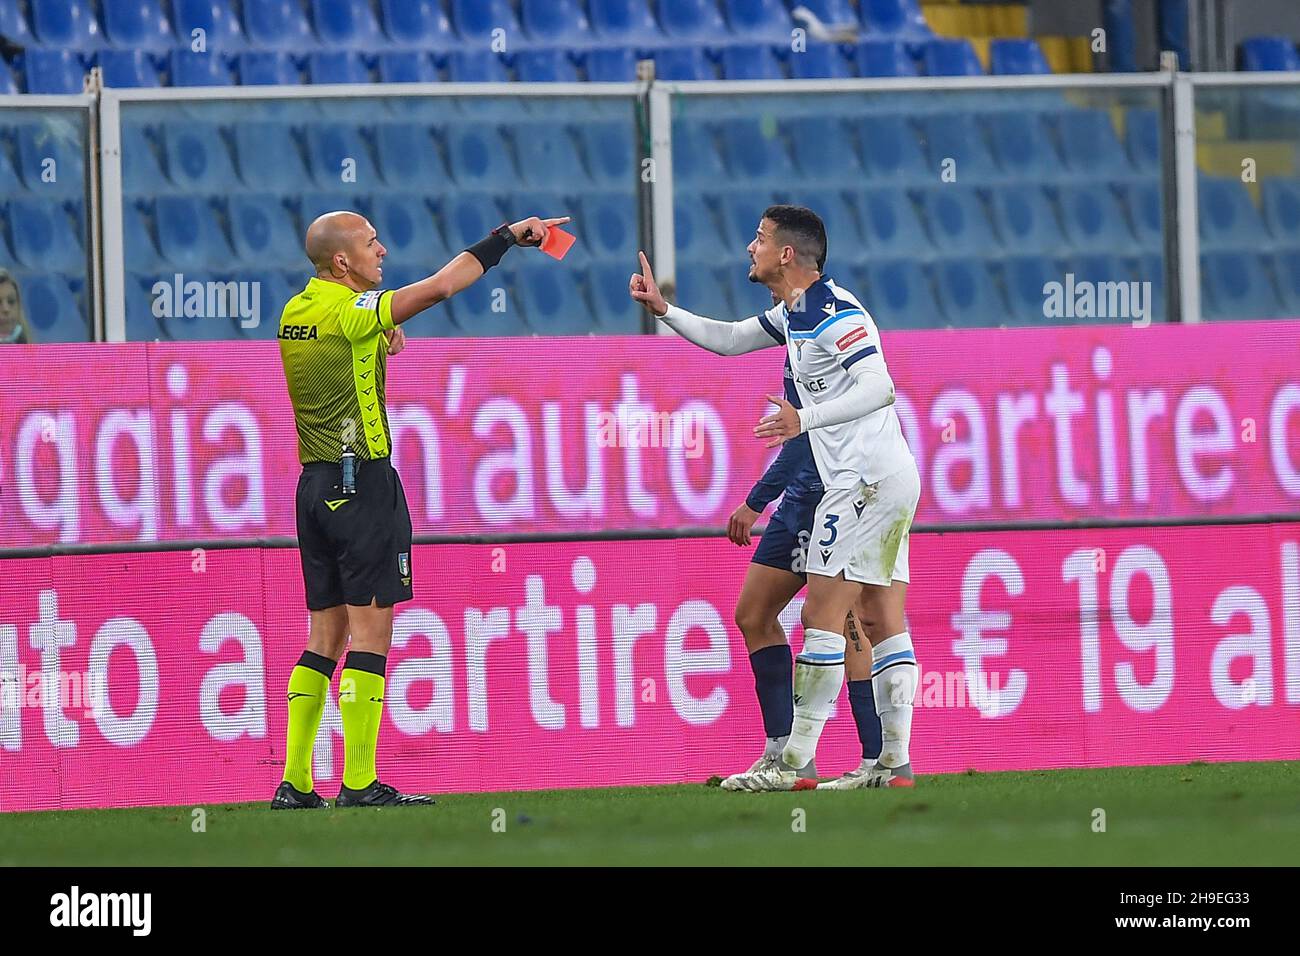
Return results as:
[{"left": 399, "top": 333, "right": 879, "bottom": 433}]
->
[{"left": 758, "top": 277, "right": 915, "bottom": 489}]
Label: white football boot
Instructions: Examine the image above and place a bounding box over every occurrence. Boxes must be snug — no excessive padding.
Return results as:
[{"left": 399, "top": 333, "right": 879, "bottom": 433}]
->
[
  {"left": 819, "top": 760, "right": 914, "bottom": 789},
  {"left": 724, "top": 754, "right": 819, "bottom": 792}
]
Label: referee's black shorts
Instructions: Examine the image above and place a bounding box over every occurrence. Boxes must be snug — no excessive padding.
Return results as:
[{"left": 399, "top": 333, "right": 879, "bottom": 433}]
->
[{"left": 295, "top": 456, "right": 414, "bottom": 610}]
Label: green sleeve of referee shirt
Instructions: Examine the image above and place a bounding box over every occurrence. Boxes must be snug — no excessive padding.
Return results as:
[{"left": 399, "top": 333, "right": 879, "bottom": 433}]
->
[{"left": 339, "top": 289, "right": 395, "bottom": 342}]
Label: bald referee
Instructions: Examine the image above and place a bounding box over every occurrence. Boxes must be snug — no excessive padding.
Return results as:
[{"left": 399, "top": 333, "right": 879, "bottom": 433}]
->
[{"left": 272, "top": 209, "right": 568, "bottom": 809}]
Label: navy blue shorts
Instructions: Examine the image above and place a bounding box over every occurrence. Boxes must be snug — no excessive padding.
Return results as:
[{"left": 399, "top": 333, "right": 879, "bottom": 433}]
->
[{"left": 751, "top": 494, "right": 821, "bottom": 578}]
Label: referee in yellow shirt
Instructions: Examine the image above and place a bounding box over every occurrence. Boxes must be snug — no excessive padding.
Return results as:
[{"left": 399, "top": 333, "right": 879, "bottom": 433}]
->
[{"left": 272, "top": 209, "right": 567, "bottom": 809}]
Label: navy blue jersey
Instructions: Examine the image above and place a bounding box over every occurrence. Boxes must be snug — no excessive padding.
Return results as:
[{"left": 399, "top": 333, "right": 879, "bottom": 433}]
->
[{"left": 745, "top": 355, "right": 824, "bottom": 513}]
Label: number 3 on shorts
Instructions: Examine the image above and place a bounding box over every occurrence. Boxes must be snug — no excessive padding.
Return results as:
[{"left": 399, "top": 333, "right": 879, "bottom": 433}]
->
[{"left": 818, "top": 513, "right": 839, "bottom": 547}]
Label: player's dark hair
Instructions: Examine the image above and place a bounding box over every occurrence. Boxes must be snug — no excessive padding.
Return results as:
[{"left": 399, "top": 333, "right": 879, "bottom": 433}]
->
[{"left": 762, "top": 205, "right": 827, "bottom": 272}]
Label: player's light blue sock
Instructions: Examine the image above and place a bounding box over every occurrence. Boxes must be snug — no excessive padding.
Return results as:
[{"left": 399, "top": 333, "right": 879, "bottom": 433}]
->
[
  {"left": 847, "top": 679, "right": 882, "bottom": 762},
  {"left": 749, "top": 645, "right": 794, "bottom": 748}
]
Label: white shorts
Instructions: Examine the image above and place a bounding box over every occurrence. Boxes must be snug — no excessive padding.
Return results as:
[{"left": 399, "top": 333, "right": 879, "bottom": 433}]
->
[{"left": 809, "top": 463, "right": 920, "bottom": 586}]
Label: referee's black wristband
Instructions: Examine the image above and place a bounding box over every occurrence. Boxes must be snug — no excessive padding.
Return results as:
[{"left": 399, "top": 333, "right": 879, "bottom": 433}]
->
[{"left": 464, "top": 225, "right": 515, "bottom": 272}]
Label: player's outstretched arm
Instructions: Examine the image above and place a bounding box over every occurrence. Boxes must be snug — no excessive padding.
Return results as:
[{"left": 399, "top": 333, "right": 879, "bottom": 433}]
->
[
  {"left": 630, "top": 251, "right": 780, "bottom": 356},
  {"left": 389, "top": 216, "right": 570, "bottom": 325}
]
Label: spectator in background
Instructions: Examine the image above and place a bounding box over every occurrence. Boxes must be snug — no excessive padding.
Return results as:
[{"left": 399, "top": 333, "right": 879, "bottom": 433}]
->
[{"left": 0, "top": 270, "right": 32, "bottom": 343}]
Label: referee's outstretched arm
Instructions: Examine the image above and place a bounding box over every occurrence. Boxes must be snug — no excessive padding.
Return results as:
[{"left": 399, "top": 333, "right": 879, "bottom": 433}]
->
[{"left": 389, "top": 215, "right": 570, "bottom": 325}]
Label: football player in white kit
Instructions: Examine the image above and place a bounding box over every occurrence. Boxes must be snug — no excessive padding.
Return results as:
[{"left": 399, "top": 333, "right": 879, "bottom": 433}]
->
[{"left": 631, "top": 205, "right": 921, "bottom": 789}]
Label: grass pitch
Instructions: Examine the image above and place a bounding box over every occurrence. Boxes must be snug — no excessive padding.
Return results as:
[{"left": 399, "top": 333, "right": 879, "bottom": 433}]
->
[{"left": 2, "top": 762, "right": 1296, "bottom": 866}]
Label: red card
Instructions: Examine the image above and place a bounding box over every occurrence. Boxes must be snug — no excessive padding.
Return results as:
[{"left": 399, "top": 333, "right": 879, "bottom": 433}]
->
[{"left": 540, "top": 226, "right": 576, "bottom": 260}]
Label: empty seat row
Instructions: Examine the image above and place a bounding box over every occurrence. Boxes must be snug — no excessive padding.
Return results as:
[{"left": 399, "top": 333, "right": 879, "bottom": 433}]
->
[
  {"left": 1, "top": 0, "right": 936, "bottom": 56},
  {"left": 117, "top": 119, "right": 634, "bottom": 196},
  {"left": 0, "top": 271, "right": 91, "bottom": 342},
  {"left": 675, "top": 108, "right": 1159, "bottom": 188},
  {"left": 0, "top": 124, "right": 87, "bottom": 196}
]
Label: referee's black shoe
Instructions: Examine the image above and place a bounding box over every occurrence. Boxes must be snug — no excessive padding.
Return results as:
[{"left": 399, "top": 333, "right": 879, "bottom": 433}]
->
[
  {"left": 336, "top": 780, "right": 435, "bottom": 808},
  {"left": 270, "top": 781, "right": 329, "bottom": 810}
]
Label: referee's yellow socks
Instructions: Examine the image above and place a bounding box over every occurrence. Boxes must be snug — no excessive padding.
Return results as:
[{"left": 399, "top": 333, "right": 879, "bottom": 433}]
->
[
  {"left": 283, "top": 651, "right": 337, "bottom": 794},
  {"left": 339, "top": 651, "right": 387, "bottom": 791}
]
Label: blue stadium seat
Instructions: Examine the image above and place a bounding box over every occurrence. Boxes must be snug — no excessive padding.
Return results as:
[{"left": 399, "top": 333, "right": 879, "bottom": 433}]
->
[
  {"left": 237, "top": 52, "right": 302, "bottom": 86},
  {"left": 371, "top": 195, "right": 451, "bottom": 269},
  {"left": 1068, "top": 254, "right": 1134, "bottom": 324},
  {"left": 163, "top": 122, "right": 239, "bottom": 192},
  {"left": 498, "top": 190, "right": 581, "bottom": 262},
  {"left": 919, "top": 188, "right": 1001, "bottom": 255},
  {"left": 121, "top": 124, "right": 167, "bottom": 195},
  {"left": 672, "top": 121, "right": 727, "bottom": 186},
  {"left": 659, "top": 0, "right": 727, "bottom": 41},
  {"left": 1201, "top": 252, "right": 1282, "bottom": 320},
  {"left": 309, "top": 123, "right": 379, "bottom": 188},
  {"left": 446, "top": 123, "right": 517, "bottom": 189},
  {"left": 31, "top": 0, "right": 103, "bottom": 47},
  {"left": 24, "top": 50, "right": 86, "bottom": 94},
  {"left": 0, "top": 139, "right": 21, "bottom": 193},
  {"left": 1125, "top": 108, "right": 1161, "bottom": 176},
  {"left": 590, "top": 0, "right": 664, "bottom": 45},
  {"left": 154, "top": 196, "right": 231, "bottom": 270},
  {"left": 515, "top": 49, "right": 581, "bottom": 83},
  {"left": 0, "top": 60, "right": 16, "bottom": 95},
  {"left": 653, "top": 48, "right": 714, "bottom": 81},
  {"left": 521, "top": 0, "right": 591, "bottom": 44},
  {"left": 1000, "top": 255, "right": 1057, "bottom": 325},
  {"left": 580, "top": 121, "right": 634, "bottom": 186},
  {"left": 858, "top": 188, "right": 931, "bottom": 256},
  {"left": 125, "top": 272, "right": 165, "bottom": 341},
  {"left": 586, "top": 47, "right": 637, "bottom": 81},
  {"left": 859, "top": 0, "right": 931, "bottom": 37},
  {"left": 446, "top": 275, "right": 529, "bottom": 336},
  {"left": 174, "top": 0, "right": 248, "bottom": 51},
  {"left": 989, "top": 38, "right": 1050, "bottom": 75},
  {"left": 725, "top": 265, "right": 774, "bottom": 318},
  {"left": 1262, "top": 178, "right": 1300, "bottom": 245},
  {"left": 8, "top": 199, "right": 83, "bottom": 271},
  {"left": 853, "top": 114, "right": 928, "bottom": 182},
  {"left": 1124, "top": 181, "right": 1164, "bottom": 250},
  {"left": 229, "top": 194, "right": 302, "bottom": 268},
  {"left": 374, "top": 124, "right": 447, "bottom": 189},
  {"left": 298, "top": 192, "right": 369, "bottom": 230},
  {"left": 724, "top": 0, "right": 792, "bottom": 40},
  {"left": 589, "top": 262, "right": 643, "bottom": 333},
  {"left": 856, "top": 39, "right": 917, "bottom": 77},
  {"left": 378, "top": 52, "right": 439, "bottom": 83},
  {"left": 934, "top": 258, "right": 1007, "bottom": 327},
  {"left": 20, "top": 274, "right": 89, "bottom": 343},
  {"left": 1273, "top": 250, "right": 1300, "bottom": 313},
  {"left": 796, "top": 0, "right": 857, "bottom": 24},
  {"left": 233, "top": 123, "right": 310, "bottom": 191},
  {"left": 155, "top": 273, "right": 241, "bottom": 340},
  {"left": 123, "top": 202, "right": 165, "bottom": 272},
  {"left": 717, "top": 189, "right": 782, "bottom": 250},
  {"left": 676, "top": 263, "right": 734, "bottom": 318},
  {"left": 920, "top": 113, "right": 1001, "bottom": 182},
  {"left": 674, "top": 192, "right": 729, "bottom": 266},
  {"left": 379, "top": 0, "right": 456, "bottom": 49},
  {"left": 720, "top": 44, "right": 785, "bottom": 80},
  {"left": 1239, "top": 36, "right": 1300, "bottom": 72},
  {"left": 580, "top": 192, "right": 638, "bottom": 262},
  {"left": 312, "top": 0, "right": 383, "bottom": 47},
  {"left": 445, "top": 50, "right": 510, "bottom": 83},
  {"left": 1134, "top": 254, "right": 1166, "bottom": 322},
  {"left": 308, "top": 52, "right": 371, "bottom": 84},
  {"left": 450, "top": 0, "right": 520, "bottom": 42},
  {"left": 170, "top": 50, "right": 235, "bottom": 86},
  {"left": 1199, "top": 176, "right": 1267, "bottom": 249},
  {"left": 783, "top": 115, "right": 859, "bottom": 182},
  {"left": 989, "top": 187, "right": 1067, "bottom": 254},
  {"left": 1055, "top": 109, "right": 1134, "bottom": 179},
  {"left": 0, "top": 1, "right": 34, "bottom": 46},
  {"left": 984, "top": 112, "right": 1062, "bottom": 181},
  {"left": 243, "top": 0, "right": 313, "bottom": 48},
  {"left": 717, "top": 118, "right": 796, "bottom": 182},
  {"left": 513, "top": 263, "right": 594, "bottom": 336},
  {"left": 796, "top": 188, "right": 865, "bottom": 266},
  {"left": 790, "top": 41, "right": 854, "bottom": 79},
  {"left": 923, "top": 38, "right": 983, "bottom": 76},
  {"left": 1058, "top": 184, "right": 1138, "bottom": 252},
  {"left": 444, "top": 192, "right": 504, "bottom": 248},
  {"left": 99, "top": 50, "right": 163, "bottom": 88},
  {"left": 863, "top": 260, "right": 941, "bottom": 328},
  {"left": 103, "top": 0, "right": 174, "bottom": 50},
  {"left": 17, "top": 123, "right": 85, "bottom": 196},
  {"left": 238, "top": 271, "right": 295, "bottom": 339}
]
